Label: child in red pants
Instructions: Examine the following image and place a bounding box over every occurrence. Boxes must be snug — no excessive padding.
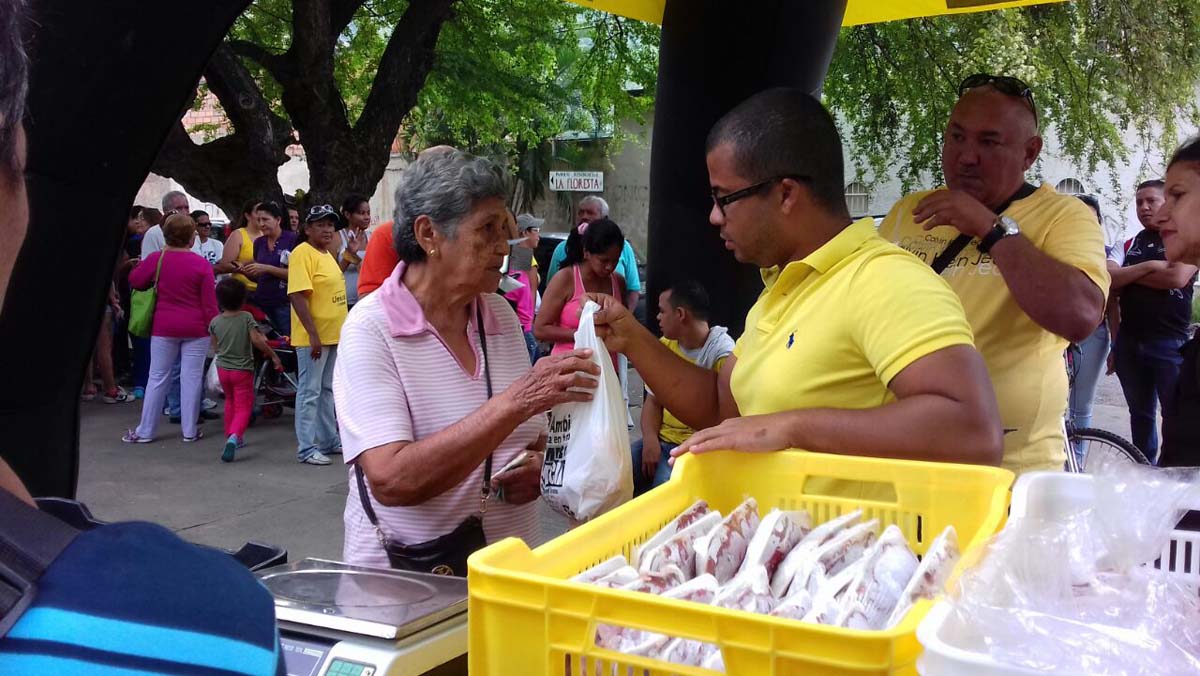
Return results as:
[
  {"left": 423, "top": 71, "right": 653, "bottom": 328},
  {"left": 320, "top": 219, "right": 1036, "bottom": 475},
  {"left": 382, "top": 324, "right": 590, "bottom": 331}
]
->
[{"left": 209, "top": 278, "right": 282, "bottom": 462}]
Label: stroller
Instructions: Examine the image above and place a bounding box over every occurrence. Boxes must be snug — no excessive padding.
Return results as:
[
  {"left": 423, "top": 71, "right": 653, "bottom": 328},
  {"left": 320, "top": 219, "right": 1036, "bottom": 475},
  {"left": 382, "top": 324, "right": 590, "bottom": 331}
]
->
[{"left": 243, "top": 304, "right": 298, "bottom": 421}]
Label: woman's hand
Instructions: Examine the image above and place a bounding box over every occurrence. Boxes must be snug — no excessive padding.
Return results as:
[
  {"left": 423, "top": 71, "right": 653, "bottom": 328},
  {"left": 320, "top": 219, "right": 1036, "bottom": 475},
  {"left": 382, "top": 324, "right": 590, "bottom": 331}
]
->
[
  {"left": 491, "top": 451, "right": 543, "bottom": 505},
  {"left": 505, "top": 349, "right": 599, "bottom": 415},
  {"left": 240, "top": 262, "right": 262, "bottom": 278},
  {"left": 586, "top": 292, "right": 642, "bottom": 354}
]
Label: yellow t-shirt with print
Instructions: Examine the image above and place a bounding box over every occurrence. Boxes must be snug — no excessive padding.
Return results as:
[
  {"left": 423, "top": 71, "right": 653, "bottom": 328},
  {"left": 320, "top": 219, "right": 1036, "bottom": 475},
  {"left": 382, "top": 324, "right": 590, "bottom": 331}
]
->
[
  {"left": 657, "top": 337, "right": 730, "bottom": 446},
  {"left": 288, "top": 242, "right": 348, "bottom": 348},
  {"left": 877, "top": 184, "right": 1110, "bottom": 474},
  {"left": 729, "top": 218, "right": 976, "bottom": 499}
]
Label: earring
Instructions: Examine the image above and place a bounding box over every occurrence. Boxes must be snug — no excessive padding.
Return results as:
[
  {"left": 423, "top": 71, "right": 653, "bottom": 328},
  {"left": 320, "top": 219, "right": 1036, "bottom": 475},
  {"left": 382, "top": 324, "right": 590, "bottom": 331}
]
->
[{"left": 428, "top": 249, "right": 436, "bottom": 256}]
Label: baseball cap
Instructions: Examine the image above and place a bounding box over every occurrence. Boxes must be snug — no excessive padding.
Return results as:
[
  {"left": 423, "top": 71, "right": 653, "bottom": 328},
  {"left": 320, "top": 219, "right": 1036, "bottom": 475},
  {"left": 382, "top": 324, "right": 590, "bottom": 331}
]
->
[
  {"left": 305, "top": 204, "right": 341, "bottom": 228},
  {"left": 516, "top": 214, "right": 544, "bottom": 233}
]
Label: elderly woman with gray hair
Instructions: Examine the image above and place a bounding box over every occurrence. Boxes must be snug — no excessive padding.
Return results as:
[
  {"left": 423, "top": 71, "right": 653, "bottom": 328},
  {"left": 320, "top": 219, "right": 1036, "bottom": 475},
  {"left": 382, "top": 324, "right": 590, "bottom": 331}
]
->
[{"left": 332, "top": 149, "right": 599, "bottom": 574}]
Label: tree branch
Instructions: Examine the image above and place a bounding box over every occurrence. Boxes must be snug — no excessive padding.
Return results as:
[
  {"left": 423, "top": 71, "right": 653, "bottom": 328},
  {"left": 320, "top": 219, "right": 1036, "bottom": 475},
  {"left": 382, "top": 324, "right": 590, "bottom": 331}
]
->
[
  {"left": 354, "top": 0, "right": 457, "bottom": 150},
  {"left": 228, "top": 39, "right": 287, "bottom": 84},
  {"left": 204, "top": 42, "right": 293, "bottom": 150}
]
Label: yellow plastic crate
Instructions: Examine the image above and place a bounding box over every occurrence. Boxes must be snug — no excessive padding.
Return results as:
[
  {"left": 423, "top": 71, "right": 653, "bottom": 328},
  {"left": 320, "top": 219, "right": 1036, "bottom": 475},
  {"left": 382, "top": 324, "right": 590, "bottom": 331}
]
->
[{"left": 468, "top": 451, "right": 1013, "bottom": 675}]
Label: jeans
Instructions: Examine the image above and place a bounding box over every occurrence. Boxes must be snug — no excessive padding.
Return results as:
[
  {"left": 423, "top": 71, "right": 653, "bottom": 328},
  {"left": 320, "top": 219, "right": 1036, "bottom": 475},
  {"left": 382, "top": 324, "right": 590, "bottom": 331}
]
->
[
  {"left": 136, "top": 336, "right": 207, "bottom": 440},
  {"left": 218, "top": 367, "right": 255, "bottom": 440},
  {"left": 1113, "top": 333, "right": 1186, "bottom": 462},
  {"left": 630, "top": 438, "right": 679, "bottom": 495},
  {"left": 261, "top": 303, "right": 291, "bottom": 337},
  {"left": 132, "top": 335, "right": 151, "bottom": 389},
  {"left": 166, "top": 360, "right": 182, "bottom": 418},
  {"left": 523, "top": 330, "right": 538, "bottom": 365},
  {"left": 296, "top": 345, "right": 340, "bottom": 460},
  {"left": 1069, "top": 322, "right": 1110, "bottom": 430}
]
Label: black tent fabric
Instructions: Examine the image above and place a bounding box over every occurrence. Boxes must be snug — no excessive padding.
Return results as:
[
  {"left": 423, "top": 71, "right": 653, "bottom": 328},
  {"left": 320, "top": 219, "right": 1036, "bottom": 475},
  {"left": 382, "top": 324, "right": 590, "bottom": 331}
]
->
[
  {"left": 0, "top": 0, "right": 250, "bottom": 497},
  {"left": 646, "top": 0, "right": 847, "bottom": 336}
]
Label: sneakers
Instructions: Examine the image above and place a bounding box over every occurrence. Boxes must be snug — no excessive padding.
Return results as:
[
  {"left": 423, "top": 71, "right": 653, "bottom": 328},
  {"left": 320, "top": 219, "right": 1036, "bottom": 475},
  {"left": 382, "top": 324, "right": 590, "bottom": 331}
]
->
[
  {"left": 183, "top": 430, "right": 204, "bottom": 443},
  {"left": 81, "top": 388, "right": 97, "bottom": 402},
  {"left": 133, "top": 386, "right": 145, "bottom": 400},
  {"left": 202, "top": 398, "right": 219, "bottom": 412},
  {"left": 299, "top": 451, "right": 332, "bottom": 466},
  {"left": 221, "top": 435, "right": 237, "bottom": 463},
  {"left": 121, "top": 430, "right": 152, "bottom": 444},
  {"left": 237, "top": 436, "right": 246, "bottom": 449},
  {"left": 103, "top": 387, "right": 132, "bottom": 404}
]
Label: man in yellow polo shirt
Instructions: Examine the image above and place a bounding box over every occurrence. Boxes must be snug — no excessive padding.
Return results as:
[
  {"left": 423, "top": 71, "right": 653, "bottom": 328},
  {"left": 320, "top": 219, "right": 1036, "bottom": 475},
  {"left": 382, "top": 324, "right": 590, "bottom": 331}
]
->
[
  {"left": 593, "top": 88, "right": 1003, "bottom": 471},
  {"left": 877, "top": 74, "right": 1109, "bottom": 474}
]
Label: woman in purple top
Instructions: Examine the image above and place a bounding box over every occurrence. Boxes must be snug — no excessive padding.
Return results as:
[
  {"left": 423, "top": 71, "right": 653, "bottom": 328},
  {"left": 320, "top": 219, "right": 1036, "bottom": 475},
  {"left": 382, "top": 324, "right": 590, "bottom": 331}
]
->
[
  {"left": 122, "top": 214, "right": 219, "bottom": 443},
  {"left": 244, "top": 201, "right": 297, "bottom": 335}
]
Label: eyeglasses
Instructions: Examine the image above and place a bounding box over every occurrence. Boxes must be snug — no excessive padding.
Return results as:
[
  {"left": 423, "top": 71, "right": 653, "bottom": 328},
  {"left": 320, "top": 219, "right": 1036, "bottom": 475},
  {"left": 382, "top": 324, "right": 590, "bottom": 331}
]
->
[
  {"left": 711, "top": 175, "right": 809, "bottom": 217},
  {"left": 958, "top": 73, "right": 1038, "bottom": 128}
]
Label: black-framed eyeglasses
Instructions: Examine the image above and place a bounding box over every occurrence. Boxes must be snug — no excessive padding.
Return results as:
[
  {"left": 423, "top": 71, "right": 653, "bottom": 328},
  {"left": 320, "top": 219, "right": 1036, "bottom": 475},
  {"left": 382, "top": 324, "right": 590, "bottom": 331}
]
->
[
  {"left": 958, "top": 73, "right": 1038, "bottom": 128},
  {"left": 711, "top": 175, "right": 809, "bottom": 216}
]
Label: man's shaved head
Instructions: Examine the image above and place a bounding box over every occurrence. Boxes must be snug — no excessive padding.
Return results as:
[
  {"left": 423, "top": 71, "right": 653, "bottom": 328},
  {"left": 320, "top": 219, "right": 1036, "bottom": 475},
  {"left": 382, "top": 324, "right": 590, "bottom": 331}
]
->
[{"left": 942, "top": 85, "right": 1043, "bottom": 210}]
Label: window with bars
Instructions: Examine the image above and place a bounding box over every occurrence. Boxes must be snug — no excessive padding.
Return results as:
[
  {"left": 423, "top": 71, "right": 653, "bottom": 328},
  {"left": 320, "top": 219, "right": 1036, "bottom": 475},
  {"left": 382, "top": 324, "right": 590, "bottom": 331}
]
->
[
  {"left": 845, "top": 181, "right": 870, "bottom": 216},
  {"left": 1056, "top": 178, "right": 1087, "bottom": 194}
]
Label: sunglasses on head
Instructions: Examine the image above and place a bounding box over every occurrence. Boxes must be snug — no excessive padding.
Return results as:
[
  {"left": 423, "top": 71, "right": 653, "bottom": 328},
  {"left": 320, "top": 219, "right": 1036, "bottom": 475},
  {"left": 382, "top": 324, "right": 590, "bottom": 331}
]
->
[
  {"left": 306, "top": 204, "right": 337, "bottom": 221},
  {"left": 958, "top": 73, "right": 1038, "bottom": 127}
]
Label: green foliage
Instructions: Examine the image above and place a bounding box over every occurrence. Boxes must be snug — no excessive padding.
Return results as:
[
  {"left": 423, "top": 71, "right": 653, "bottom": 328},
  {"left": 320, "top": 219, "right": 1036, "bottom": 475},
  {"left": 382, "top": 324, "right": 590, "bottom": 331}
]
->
[
  {"left": 224, "top": 0, "right": 658, "bottom": 175},
  {"left": 825, "top": 1, "right": 1200, "bottom": 195}
]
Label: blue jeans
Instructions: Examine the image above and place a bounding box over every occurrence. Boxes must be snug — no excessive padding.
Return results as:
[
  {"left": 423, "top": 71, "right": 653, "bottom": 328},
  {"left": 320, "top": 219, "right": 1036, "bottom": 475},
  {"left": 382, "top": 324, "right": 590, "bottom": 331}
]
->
[
  {"left": 523, "top": 331, "right": 538, "bottom": 365},
  {"left": 166, "top": 359, "right": 182, "bottom": 418},
  {"left": 1069, "top": 322, "right": 1110, "bottom": 430},
  {"left": 631, "top": 438, "right": 679, "bottom": 495},
  {"left": 1113, "top": 334, "right": 1185, "bottom": 462},
  {"left": 262, "top": 303, "right": 291, "bottom": 337},
  {"left": 295, "top": 345, "right": 340, "bottom": 460}
]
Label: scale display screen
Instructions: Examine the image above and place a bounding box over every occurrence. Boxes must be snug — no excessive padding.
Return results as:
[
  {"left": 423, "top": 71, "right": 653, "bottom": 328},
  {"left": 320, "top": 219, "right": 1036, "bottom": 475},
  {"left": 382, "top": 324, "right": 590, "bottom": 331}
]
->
[
  {"left": 324, "top": 658, "right": 375, "bottom": 676},
  {"left": 281, "top": 635, "right": 333, "bottom": 676}
]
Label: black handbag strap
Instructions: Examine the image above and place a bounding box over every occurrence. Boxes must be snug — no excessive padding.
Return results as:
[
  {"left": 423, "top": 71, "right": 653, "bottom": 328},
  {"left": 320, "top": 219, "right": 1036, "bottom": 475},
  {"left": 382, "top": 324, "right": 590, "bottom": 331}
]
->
[
  {"left": 355, "top": 298, "right": 496, "bottom": 540},
  {"left": 929, "top": 182, "right": 1037, "bottom": 274},
  {"left": 0, "top": 492, "right": 80, "bottom": 637}
]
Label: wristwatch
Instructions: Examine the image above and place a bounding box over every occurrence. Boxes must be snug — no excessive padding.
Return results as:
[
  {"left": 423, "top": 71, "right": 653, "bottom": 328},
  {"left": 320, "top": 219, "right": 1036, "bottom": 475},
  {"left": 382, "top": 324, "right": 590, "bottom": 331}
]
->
[{"left": 978, "top": 215, "right": 1020, "bottom": 253}]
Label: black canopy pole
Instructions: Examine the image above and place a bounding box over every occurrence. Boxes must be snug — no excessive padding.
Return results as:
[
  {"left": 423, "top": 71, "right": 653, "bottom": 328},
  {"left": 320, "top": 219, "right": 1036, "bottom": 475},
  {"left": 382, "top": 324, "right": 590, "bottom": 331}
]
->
[
  {"left": 0, "top": 0, "right": 251, "bottom": 497},
  {"left": 646, "top": 0, "right": 848, "bottom": 335}
]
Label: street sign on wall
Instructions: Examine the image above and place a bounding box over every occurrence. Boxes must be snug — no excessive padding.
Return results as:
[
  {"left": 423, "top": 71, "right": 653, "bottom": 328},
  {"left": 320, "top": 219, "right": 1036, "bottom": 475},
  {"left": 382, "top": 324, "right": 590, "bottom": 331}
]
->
[{"left": 549, "top": 171, "right": 604, "bottom": 192}]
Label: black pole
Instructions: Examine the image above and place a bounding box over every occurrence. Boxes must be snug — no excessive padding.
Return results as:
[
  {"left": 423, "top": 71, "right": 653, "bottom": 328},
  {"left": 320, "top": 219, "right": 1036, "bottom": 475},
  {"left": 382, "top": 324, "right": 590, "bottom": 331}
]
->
[
  {"left": 0, "top": 0, "right": 250, "bottom": 497},
  {"left": 646, "top": 0, "right": 848, "bottom": 335}
]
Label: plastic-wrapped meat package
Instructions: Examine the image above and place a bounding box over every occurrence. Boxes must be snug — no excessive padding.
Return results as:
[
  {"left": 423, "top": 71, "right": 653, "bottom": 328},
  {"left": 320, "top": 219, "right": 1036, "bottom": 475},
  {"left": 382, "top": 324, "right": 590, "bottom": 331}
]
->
[
  {"left": 836, "top": 525, "right": 918, "bottom": 630},
  {"left": 571, "top": 555, "right": 629, "bottom": 584},
  {"left": 885, "top": 525, "right": 958, "bottom": 628},
  {"left": 611, "top": 575, "right": 721, "bottom": 656},
  {"left": 634, "top": 499, "right": 711, "bottom": 566},
  {"left": 592, "top": 565, "right": 642, "bottom": 589},
  {"left": 713, "top": 566, "right": 777, "bottom": 615},
  {"left": 736, "top": 509, "right": 809, "bottom": 581},
  {"left": 694, "top": 498, "right": 761, "bottom": 584},
  {"left": 770, "top": 589, "right": 813, "bottom": 621},
  {"left": 771, "top": 509, "right": 863, "bottom": 598},
  {"left": 638, "top": 511, "right": 722, "bottom": 578},
  {"left": 701, "top": 649, "right": 725, "bottom": 673},
  {"left": 790, "top": 520, "right": 878, "bottom": 598},
  {"left": 801, "top": 559, "right": 865, "bottom": 625},
  {"left": 621, "top": 564, "right": 687, "bottom": 595}
]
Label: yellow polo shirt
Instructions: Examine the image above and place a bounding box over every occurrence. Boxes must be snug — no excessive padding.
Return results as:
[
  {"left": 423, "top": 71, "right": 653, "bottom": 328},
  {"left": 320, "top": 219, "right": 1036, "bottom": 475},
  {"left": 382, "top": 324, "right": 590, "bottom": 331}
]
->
[
  {"left": 288, "top": 242, "right": 348, "bottom": 348},
  {"left": 658, "top": 338, "right": 730, "bottom": 446},
  {"left": 730, "top": 217, "right": 975, "bottom": 460},
  {"left": 878, "top": 185, "right": 1109, "bottom": 474}
]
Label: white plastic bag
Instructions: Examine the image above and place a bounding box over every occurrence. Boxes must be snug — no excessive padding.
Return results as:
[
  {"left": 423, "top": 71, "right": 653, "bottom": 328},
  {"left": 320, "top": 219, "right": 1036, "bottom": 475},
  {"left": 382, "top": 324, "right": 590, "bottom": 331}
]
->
[
  {"left": 205, "top": 360, "right": 223, "bottom": 399},
  {"left": 540, "top": 301, "right": 633, "bottom": 522}
]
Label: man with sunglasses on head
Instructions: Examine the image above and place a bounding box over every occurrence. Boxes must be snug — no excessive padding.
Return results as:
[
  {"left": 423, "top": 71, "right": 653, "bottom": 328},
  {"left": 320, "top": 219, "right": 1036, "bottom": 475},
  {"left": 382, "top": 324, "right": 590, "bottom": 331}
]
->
[
  {"left": 878, "top": 74, "right": 1110, "bottom": 475},
  {"left": 591, "top": 88, "right": 1003, "bottom": 491}
]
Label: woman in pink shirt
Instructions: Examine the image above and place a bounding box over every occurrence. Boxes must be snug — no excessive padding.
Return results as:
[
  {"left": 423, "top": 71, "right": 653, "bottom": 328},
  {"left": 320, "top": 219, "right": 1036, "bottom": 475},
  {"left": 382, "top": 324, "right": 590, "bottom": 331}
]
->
[
  {"left": 332, "top": 150, "right": 599, "bottom": 572},
  {"left": 123, "top": 214, "right": 218, "bottom": 443}
]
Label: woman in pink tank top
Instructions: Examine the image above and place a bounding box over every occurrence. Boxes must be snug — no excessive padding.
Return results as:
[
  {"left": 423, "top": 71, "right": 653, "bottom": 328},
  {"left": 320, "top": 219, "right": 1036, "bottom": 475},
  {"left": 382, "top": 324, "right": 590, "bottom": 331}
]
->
[{"left": 535, "top": 218, "right": 627, "bottom": 358}]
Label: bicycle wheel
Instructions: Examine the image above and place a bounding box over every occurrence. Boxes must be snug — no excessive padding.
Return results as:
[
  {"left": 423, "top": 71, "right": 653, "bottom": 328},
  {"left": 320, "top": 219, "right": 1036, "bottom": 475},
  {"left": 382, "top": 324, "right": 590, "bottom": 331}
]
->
[{"left": 1069, "top": 427, "right": 1150, "bottom": 471}]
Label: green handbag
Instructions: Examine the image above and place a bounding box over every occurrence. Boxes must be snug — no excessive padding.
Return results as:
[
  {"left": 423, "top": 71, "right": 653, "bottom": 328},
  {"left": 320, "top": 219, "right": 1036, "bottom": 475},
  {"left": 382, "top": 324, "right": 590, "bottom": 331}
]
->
[{"left": 128, "top": 252, "right": 166, "bottom": 338}]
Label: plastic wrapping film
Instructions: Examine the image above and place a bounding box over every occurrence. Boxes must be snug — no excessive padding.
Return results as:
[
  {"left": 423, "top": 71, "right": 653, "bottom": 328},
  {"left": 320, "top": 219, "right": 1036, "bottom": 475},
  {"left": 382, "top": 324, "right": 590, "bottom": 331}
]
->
[{"left": 948, "top": 458, "right": 1200, "bottom": 674}]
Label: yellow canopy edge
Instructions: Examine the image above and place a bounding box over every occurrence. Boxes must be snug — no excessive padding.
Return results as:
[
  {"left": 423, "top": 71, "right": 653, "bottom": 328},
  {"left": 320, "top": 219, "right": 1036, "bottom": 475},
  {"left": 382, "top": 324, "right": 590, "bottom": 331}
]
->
[{"left": 565, "top": 0, "right": 1066, "bottom": 26}]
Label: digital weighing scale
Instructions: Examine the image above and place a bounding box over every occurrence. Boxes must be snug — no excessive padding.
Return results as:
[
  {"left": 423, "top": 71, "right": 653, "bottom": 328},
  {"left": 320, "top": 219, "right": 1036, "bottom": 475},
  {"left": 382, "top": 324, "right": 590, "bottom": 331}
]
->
[{"left": 258, "top": 559, "right": 469, "bottom": 676}]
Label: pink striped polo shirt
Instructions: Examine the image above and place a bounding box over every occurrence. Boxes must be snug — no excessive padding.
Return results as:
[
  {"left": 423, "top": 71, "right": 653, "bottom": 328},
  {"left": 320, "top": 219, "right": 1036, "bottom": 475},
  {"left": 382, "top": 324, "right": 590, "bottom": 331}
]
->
[{"left": 333, "top": 262, "right": 546, "bottom": 569}]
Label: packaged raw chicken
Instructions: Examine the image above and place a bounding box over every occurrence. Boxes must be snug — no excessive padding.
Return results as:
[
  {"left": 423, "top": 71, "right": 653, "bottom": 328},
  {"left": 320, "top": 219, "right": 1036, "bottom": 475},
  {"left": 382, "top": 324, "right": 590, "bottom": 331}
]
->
[
  {"left": 836, "top": 525, "right": 918, "bottom": 629},
  {"left": 884, "top": 525, "right": 959, "bottom": 628},
  {"left": 770, "top": 509, "right": 863, "bottom": 597},
  {"left": 801, "top": 559, "right": 865, "bottom": 625},
  {"left": 735, "top": 509, "right": 809, "bottom": 581},
  {"left": 789, "top": 519, "right": 878, "bottom": 598},
  {"left": 694, "top": 498, "right": 760, "bottom": 584},
  {"left": 637, "top": 510, "right": 722, "bottom": 577},
  {"left": 621, "top": 564, "right": 687, "bottom": 595},
  {"left": 592, "top": 565, "right": 641, "bottom": 589},
  {"left": 633, "top": 499, "right": 712, "bottom": 567},
  {"left": 713, "top": 565, "right": 776, "bottom": 615},
  {"left": 611, "top": 575, "right": 720, "bottom": 655},
  {"left": 770, "top": 589, "right": 814, "bottom": 621},
  {"left": 571, "top": 555, "right": 629, "bottom": 584}
]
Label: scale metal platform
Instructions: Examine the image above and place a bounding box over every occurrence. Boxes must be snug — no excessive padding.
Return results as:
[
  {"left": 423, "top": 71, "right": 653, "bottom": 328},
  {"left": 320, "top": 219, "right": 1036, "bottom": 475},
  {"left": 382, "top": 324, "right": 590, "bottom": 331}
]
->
[{"left": 258, "top": 558, "right": 469, "bottom": 676}]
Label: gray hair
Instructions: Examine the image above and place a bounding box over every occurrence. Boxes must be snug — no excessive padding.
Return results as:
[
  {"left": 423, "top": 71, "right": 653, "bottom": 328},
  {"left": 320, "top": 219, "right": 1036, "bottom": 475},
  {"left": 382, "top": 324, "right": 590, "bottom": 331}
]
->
[
  {"left": 161, "top": 190, "right": 188, "bottom": 212},
  {"left": 0, "top": 0, "right": 28, "bottom": 175},
  {"left": 579, "top": 195, "right": 609, "bottom": 217},
  {"left": 392, "top": 149, "right": 508, "bottom": 264}
]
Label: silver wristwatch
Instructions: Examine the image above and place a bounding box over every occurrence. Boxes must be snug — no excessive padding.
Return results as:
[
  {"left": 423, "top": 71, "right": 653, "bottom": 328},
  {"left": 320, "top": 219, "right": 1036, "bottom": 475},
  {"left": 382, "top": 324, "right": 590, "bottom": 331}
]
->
[{"left": 979, "top": 215, "right": 1020, "bottom": 253}]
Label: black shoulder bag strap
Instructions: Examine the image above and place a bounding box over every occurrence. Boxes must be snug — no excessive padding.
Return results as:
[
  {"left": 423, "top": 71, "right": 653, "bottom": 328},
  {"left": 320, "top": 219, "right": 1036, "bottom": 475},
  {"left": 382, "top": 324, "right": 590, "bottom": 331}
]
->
[
  {"left": 0, "top": 491, "right": 80, "bottom": 637},
  {"left": 355, "top": 299, "right": 495, "bottom": 533},
  {"left": 929, "top": 182, "right": 1037, "bottom": 274}
]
